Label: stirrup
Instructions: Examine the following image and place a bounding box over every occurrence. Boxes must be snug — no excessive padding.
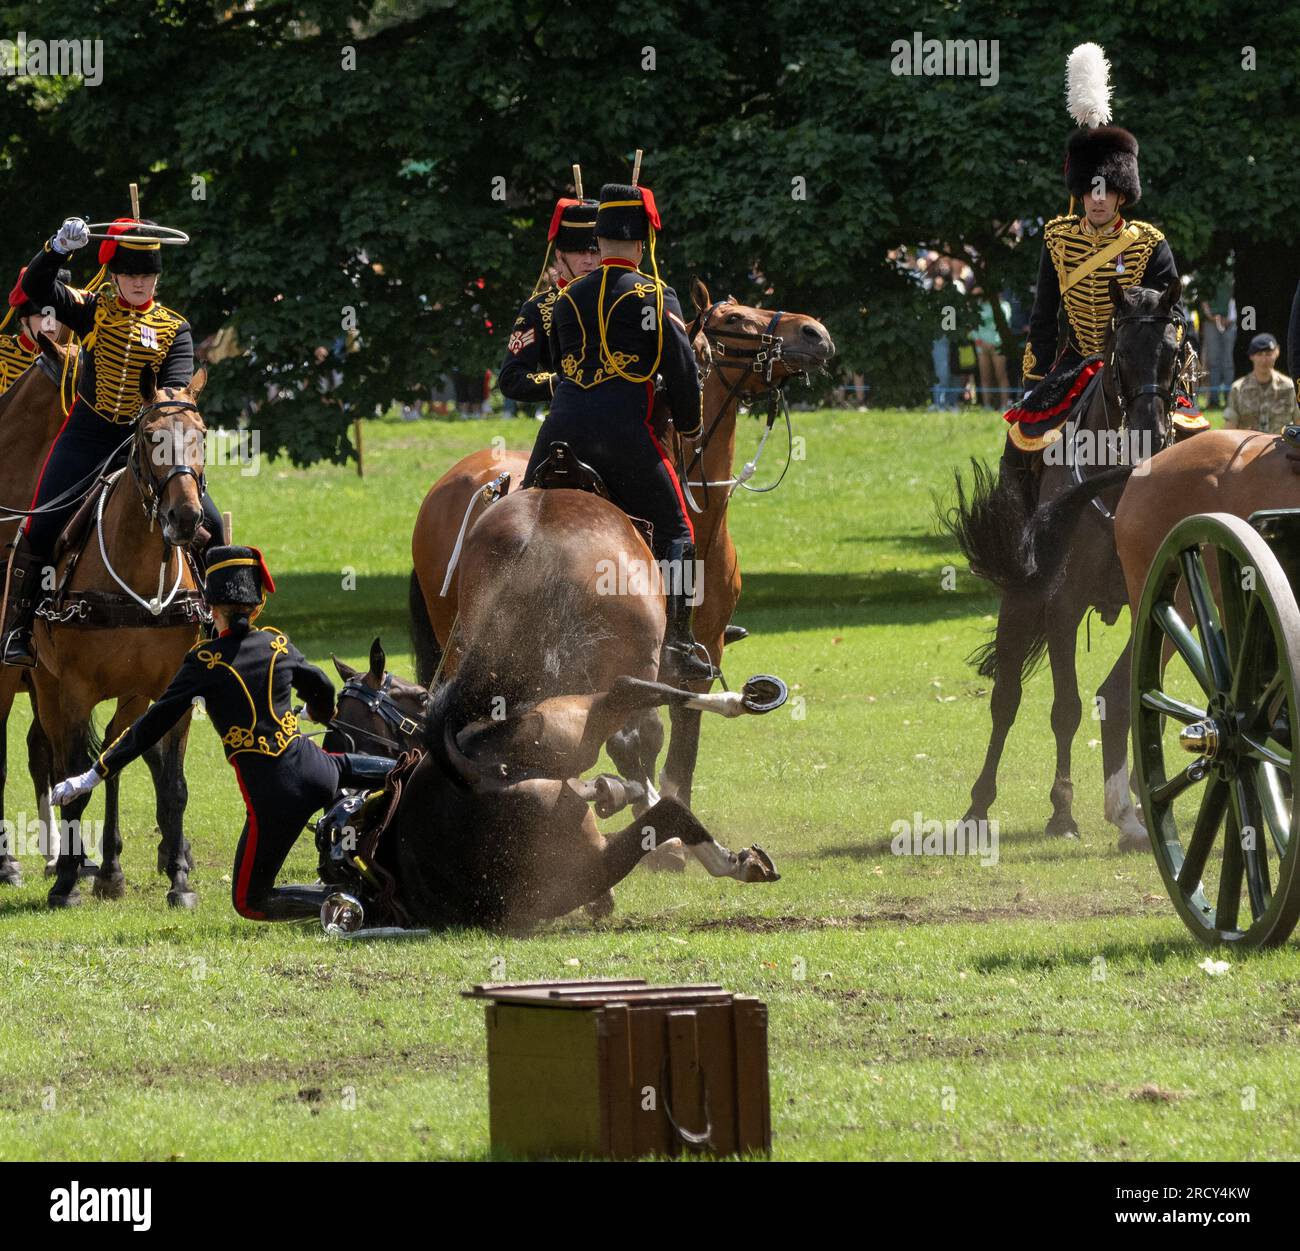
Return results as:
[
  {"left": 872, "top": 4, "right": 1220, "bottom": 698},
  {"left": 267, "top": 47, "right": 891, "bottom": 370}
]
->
[
  {"left": 1, "top": 629, "right": 36, "bottom": 669},
  {"left": 664, "top": 640, "right": 716, "bottom": 682}
]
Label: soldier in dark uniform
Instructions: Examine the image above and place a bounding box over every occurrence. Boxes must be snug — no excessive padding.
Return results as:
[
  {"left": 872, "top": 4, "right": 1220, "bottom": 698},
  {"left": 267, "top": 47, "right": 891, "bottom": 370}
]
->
[
  {"left": 0, "top": 264, "right": 71, "bottom": 395},
  {"left": 498, "top": 196, "right": 600, "bottom": 407},
  {"left": 523, "top": 181, "right": 711, "bottom": 681},
  {"left": 50, "top": 546, "right": 396, "bottom": 921},
  {"left": 0, "top": 215, "right": 227, "bottom": 668}
]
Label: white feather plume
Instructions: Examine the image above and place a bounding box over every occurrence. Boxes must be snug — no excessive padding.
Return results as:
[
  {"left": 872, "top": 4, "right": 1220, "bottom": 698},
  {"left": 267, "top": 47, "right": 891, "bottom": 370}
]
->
[{"left": 1066, "top": 42, "right": 1112, "bottom": 128}]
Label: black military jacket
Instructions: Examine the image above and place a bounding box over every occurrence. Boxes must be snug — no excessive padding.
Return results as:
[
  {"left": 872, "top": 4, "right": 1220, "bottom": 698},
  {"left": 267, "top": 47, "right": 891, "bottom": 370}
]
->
[
  {"left": 95, "top": 625, "right": 335, "bottom": 779},
  {"left": 549, "top": 258, "right": 702, "bottom": 436},
  {"left": 499, "top": 286, "right": 561, "bottom": 403},
  {"left": 22, "top": 242, "right": 194, "bottom": 423}
]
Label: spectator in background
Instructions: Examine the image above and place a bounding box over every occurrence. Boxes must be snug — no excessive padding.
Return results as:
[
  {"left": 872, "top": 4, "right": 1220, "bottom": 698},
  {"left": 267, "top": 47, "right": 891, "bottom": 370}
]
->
[
  {"left": 969, "top": 288, "right": 1011, "bottom": 409},
  {"left": 928, "top": 265, "right": 955, "bottom": 409},
  {"left": 1199, "top": 276, "right": 1236, "bottom": 408},
  {"left": 1224, "top": 333, "right": 1295, "bottom": 435}
]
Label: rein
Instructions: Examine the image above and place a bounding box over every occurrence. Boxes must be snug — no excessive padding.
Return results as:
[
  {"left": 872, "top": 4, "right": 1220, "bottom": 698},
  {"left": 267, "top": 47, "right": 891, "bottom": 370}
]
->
[
  {"left": 98, "top": 398, "right": 208, "bottom": 617},
  {"left": 679, "top": 304, "right": 799, "bottom": 517},
  {"left": 1070, "top": 308, "right": 1187, "bottom": 522},
  {"left": 329, "top": 673, "right": 423, "bottom": 754}
]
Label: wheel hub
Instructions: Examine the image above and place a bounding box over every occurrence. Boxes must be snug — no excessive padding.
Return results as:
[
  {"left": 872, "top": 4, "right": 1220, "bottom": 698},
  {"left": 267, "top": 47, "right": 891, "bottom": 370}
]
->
[{"left": 1179, "top": 719, "right": 1222, "bottom": 758}]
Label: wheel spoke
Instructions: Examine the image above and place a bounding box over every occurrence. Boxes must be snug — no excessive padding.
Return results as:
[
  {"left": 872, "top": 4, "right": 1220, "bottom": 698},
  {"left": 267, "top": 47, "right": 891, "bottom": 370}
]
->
[
  {"left": 1245, "top": 672, "right": 1288, "bottom": 742},
  {"left": 1256, "top": 761, "right": 1291, "bottom": 859},
  {"left": 1231, "top": 776, "right": 1272, "bottom": 921},
  {"left": 1240, "top": 733, "right": 1291, "bottom": 772},
  {"left": 1180, "top": 547, "right": 1232, "bottom": 692},
  {"left": 1139, "top": 689, "right": 1206, "bottom": 725},
  {"left": 1217, "top": 804, "right": 1245, "bottom": 933},
  {"left": 1215, "top": 546, "right": 1248, "bottom": 659},
  {"left": 1154, "top": 601, "right": 1213, "bottom": 696},
  {"left": 1150, "top": 759, "right": 1209, "bottom": 807},
  {"left": 1229, "top": 592, "right": 1265, "bottom": 707},
  {"left": 1177, "top": 774, "right": 1228, "bottom": 894}
]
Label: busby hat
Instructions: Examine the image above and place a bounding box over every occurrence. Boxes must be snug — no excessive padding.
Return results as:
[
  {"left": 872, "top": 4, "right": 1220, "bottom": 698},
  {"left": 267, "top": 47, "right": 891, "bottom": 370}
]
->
[
  {"left": 8, "top": 265, "right": 72, "bottom": 319},
  {"left": 1062, "top": 44, "right": 1141, "bottom": 207},
  {"left": 204, "top": 545, "right": 275, "bottom": 607},
  {"left": 99, "top": 217, "right": 164, "bottom": 274},
  {"left": 548, "top": 197, "right": 599, "bottom": 252},
  {"left": 595, "top": 183, "right": 661, "bottom": 242}
]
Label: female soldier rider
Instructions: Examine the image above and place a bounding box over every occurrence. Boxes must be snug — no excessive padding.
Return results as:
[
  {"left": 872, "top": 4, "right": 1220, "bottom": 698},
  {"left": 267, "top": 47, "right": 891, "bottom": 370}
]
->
[
  {"left": 51, "top": 545, "right": 395, "bottom": 921},
  {"left": 1, "top": 214, "right": 227, "bottom": 667}
]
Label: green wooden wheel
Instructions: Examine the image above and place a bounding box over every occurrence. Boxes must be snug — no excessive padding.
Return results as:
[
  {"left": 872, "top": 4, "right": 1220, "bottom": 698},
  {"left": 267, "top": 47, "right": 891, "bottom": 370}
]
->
[{"left": 1131, "top": 512, "right": 1300, "bottom": 948}]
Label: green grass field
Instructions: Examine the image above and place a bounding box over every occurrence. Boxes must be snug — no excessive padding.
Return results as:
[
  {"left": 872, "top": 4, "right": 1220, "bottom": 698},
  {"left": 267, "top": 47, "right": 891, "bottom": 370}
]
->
[{"left": 2, "top": 408, "right": 1299, "bottom": 1162}]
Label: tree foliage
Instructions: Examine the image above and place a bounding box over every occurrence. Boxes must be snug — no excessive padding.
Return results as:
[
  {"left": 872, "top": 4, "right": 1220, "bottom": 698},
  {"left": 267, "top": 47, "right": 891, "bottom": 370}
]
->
[{"left": 1, "top": 0, "right": 1295, "bottom": 458}]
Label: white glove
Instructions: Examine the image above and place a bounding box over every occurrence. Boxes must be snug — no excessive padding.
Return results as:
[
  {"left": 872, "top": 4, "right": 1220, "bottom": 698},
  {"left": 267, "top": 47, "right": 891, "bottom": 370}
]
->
[
  {"left": 52, "top": 217, "right": 90, "bottom": 254},
  {"left": 52, "top": 767, "right": 102, "bottom": 807}
]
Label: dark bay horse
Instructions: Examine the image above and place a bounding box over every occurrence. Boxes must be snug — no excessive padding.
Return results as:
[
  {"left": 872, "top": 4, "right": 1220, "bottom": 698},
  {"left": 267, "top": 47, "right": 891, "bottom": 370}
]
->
[
  {"left": 945, "top": 279, "right": 1190, "bottom": 851},
  {"left": 384, "top": 485, "right": 782, "bottom": 930},
  {"left": 35, "top": 368, "right": 210, "bottom": 907},
  {"left": 407, "top": 280, "right": 833, "bottom": 811}
]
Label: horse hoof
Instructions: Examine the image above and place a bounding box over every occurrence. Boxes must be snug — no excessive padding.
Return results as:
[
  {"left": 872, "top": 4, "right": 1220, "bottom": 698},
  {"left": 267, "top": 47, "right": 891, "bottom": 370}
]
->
[
  {"left": 167, "top": 890, "right": 199, "bottom": 910},
  {"left": 92, "top": 873, "right": 126, "bottom": 900},
  {"left": 741, "top": 674, "right": 788, "bottom": 715},
  {"left": 47, "top": 889, "right": 82, "bottom": 909},
  {"left": 736, "top": 844, "right": 780, "bottom": 883},
  {"left": 641, "top": 842, "right": 688, "bottom": 873},
  {"left": 582, "top": 890, "right": 616, "bottom": 920},
  {"left": 0, "top": 863, "right": 23, "bottom": 887},
  {"left": 1117, "top": 829, "right": 1151, "bottom": 854},
  {"left": 1044, "top": 816, "right": 1079, "bottom": 840}
]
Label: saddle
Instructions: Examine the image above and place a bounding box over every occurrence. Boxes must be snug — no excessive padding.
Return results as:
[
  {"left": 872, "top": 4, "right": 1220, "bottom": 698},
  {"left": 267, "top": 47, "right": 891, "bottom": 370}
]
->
[
  {"left": 1005, "top": 357, "right": 1104, "bottom": 452},
  {"left": 528, "top": 441, "right": 655, "bottom": 549},
  {"left": 528, "top": 441, "right": 610, "bottom": 498},
  {"left": 315, "top": 747, "right": 424, "bottom": 928}
]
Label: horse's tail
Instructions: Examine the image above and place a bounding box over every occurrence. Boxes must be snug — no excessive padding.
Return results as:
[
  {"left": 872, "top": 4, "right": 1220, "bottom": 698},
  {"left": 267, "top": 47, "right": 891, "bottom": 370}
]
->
[
  {"left": 941, "top": 459, "right": 1037, "bottom": 594},
  {"left": 965, "top": 606, "right": 1049, "bottom": 683},
  {"left": 408, "top": 568, "right": 442, "bottom": 689},
  {"left": 1021, "top": 464, "right": 1135, "bottom": 591}
]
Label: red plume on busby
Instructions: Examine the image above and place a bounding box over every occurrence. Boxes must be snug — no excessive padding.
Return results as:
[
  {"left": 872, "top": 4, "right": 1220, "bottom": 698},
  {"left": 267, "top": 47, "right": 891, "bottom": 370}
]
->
[{"left": 547, "top": 197, "right": 599, "bottom": 252}]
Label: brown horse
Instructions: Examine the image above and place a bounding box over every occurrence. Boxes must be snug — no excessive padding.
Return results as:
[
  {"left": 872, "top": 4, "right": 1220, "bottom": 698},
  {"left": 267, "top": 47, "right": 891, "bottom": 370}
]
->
[
  {"left": 407, "top": 279, "right": 833, "bottom": 807},
  {"left": 35, "top": 366, "right": 210, "bottom": 908},
  {"left": 383, "top": 484, "right": 782, "bottom": 930},
  {"left": 1113, "top": 429, "right": 1298, "bottom": 607},
  {"left": 0, "top": 344, "right": 76, "bottom": 885}
]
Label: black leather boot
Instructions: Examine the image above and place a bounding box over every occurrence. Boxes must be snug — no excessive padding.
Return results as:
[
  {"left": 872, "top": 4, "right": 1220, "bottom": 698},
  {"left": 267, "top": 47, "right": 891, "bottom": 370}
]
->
[
  {"left": 660, "top": 539, "right": 715, "bottom": 682},
  {"left": 337, "top": 754, "right": 398, "bottom": 789},
  {"left": 0, "top": 534, "right": 45, "bottom": 669}
]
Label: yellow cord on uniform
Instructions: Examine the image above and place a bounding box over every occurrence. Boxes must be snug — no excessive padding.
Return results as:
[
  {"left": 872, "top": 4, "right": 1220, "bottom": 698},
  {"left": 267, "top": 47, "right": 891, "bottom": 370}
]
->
[
  {"left": 529, "top": 240, "right": 555, "bottom": 299},
  {"left": 596, "top": 222, "right": 663, "bottom": 384}
]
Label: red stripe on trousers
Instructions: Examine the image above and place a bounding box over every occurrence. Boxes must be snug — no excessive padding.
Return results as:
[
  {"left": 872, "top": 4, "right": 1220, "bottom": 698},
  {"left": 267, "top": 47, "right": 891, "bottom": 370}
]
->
[
  {"left": 230, "top": 757, "right": 266, "bottom": 920},
  {"left": 641, "top": 380, "right": 694, "bottom": 542},
  {"left": 21, "top": 404, "right": 75, "bottom": 535}
]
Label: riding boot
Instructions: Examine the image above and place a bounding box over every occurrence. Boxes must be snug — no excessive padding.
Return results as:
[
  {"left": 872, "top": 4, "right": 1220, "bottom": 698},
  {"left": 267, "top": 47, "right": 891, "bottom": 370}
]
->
[
  {"left": 337, "top": 754, "right": 398, "bottom": 789},
  {"left": 660, "top": 539, "right": 715, "bottom": 683},
  {"left": 252, "top": 883, "right": 333, "bottom": 922},
  {"left": 0, "top": 532, "right": 46, "bottom": 669}
]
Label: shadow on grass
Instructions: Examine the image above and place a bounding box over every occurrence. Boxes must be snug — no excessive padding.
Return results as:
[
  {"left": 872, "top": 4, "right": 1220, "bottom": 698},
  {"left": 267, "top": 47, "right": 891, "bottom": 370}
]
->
[
  {"left": 972, "top": 935, "right": 1211, "bottom": 973},
  {"left": 256, "top": 569, "right": 1000, "bottom": 659}
]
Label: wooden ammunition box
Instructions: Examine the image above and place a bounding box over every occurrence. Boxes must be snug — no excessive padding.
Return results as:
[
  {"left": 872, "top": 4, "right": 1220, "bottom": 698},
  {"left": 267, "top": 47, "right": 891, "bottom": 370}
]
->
[{"left": 463, "top": 979, "right": 771, "bottom": 1160}]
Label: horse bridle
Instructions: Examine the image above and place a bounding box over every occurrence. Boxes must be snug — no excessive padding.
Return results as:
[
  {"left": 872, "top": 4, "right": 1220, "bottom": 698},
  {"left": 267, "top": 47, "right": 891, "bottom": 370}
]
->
[
  {"left": 329, "top": 673, "right": 423, "bottom": 754},
  {"left": 1106, "top": 309, "right": 1188, "bottom": 426},
  {"left": 679, "top": 303, "right": 802, "bottom": 519},
  {"left": 130, "top": 398, "right": 207, "bottom": 529}
]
